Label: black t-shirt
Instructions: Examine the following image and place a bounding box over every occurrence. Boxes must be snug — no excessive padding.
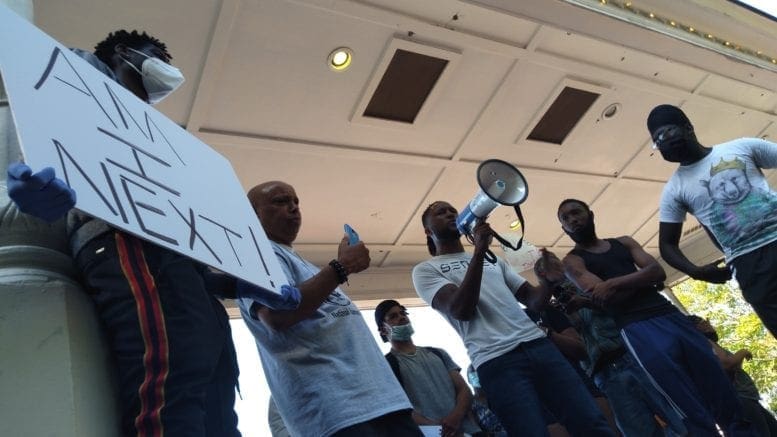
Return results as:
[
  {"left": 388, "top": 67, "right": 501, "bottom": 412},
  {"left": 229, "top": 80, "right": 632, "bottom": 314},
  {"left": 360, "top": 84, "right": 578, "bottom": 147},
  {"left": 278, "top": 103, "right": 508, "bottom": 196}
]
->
[{"left": 570, "top": 238, "right": 676, "bottom": 327}]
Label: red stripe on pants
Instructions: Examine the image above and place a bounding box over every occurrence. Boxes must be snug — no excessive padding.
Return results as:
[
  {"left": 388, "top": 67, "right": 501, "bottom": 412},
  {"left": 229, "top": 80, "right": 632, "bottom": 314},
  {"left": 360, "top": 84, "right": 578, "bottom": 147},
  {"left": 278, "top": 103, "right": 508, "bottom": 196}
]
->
[{"left": 116, "top": 233, "right": 170, "bottom": 437}]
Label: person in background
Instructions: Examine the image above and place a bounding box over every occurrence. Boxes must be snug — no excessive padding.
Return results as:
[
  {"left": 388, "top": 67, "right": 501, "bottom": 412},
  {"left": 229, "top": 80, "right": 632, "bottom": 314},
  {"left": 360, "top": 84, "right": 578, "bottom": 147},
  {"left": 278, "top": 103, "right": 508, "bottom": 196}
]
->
[
  {"left": 375, "top": 299, "right": 480, "bottom": 437},
  {"left": 688, "top": 315, "right": 777, "bottom": 437}
]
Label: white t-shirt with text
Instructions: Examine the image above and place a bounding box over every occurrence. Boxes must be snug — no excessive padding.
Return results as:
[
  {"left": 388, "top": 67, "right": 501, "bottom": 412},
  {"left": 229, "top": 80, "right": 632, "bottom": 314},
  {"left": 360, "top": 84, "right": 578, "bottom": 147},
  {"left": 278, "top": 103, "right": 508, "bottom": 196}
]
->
[{"left": 412, "top": 252, "right": 544, "bottom": 369}]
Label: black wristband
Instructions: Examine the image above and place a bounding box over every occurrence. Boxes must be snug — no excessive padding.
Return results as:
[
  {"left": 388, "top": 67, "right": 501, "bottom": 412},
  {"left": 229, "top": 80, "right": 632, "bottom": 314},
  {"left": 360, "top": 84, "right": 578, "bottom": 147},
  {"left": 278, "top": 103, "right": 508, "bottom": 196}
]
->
[{"left": 329, "top": 259, "right": 349, "bottom": 284}]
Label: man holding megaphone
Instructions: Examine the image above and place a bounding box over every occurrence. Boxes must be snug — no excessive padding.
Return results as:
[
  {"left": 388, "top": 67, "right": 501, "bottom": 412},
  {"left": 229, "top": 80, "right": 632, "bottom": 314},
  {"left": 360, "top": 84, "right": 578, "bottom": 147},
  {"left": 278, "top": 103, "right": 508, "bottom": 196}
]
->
[{"left": 412, "top": 200, "right": 614, "bottom": 437}]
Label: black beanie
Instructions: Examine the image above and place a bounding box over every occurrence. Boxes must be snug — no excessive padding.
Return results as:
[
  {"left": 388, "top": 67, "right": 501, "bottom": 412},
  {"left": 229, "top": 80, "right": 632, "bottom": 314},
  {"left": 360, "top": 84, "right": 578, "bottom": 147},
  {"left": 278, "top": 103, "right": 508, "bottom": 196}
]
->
[
  {"left": 647, "top": 104, "right": 691, "bottom": 135},
  {"left": 375, "top": 299, "right": 402, "bottom": 342}
]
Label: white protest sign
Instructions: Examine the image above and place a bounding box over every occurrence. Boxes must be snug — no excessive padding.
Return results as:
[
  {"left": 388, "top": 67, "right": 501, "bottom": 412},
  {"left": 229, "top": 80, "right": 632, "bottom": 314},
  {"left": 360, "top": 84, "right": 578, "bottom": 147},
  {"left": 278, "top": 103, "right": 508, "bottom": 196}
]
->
[{"left": 0, "top": 5, "right": 286, "bottom": 292}]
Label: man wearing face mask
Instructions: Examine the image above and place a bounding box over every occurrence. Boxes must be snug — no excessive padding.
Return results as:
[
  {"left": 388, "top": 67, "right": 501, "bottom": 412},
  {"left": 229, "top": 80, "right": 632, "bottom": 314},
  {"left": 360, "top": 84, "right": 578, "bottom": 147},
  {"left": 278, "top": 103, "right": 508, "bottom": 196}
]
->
[
  {"left": 375, "top": 299, "right": 480, "bottom": 437},
  {"left": 4, "top": 30, "right": 270, "bottom": 436},
  {"left": 557, "top": 198, "right": 753, "bottom": 436},
  {"left": 649, "top": 104, "right": 777, "bottom": 339}
]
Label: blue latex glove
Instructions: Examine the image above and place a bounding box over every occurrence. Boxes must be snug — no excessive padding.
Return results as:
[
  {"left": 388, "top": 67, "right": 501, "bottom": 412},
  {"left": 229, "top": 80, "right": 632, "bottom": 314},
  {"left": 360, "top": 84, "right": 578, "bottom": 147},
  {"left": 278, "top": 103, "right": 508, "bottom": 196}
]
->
[
  {"left": 237, "top": 281, "right": 301, "bottom": 310},
  {"left": 7, "top": 162, "right": 76, "bottom": 222}
]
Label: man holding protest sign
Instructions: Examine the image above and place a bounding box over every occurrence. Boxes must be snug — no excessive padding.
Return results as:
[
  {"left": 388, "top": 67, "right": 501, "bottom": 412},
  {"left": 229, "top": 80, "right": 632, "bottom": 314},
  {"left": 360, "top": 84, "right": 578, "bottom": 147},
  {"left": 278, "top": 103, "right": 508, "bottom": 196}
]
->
[{"left": 5, "top": 29, "right": 298, "bottom": 436}]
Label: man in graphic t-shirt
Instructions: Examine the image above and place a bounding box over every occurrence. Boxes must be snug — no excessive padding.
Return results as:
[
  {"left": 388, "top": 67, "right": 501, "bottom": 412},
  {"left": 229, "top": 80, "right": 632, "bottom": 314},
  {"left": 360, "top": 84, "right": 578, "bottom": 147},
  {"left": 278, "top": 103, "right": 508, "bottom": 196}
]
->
[{"left": 649, "top": 104, "right": 777, "bottom": 338}]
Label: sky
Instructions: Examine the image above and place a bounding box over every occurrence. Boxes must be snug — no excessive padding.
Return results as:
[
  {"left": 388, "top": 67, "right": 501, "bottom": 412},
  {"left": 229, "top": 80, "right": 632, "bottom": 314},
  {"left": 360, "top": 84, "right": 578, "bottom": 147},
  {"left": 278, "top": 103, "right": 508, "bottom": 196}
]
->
[
  {"left": 737, "top": 0, "right": 777, "bottom": 19},
  {"left": 230, "top": 306, "right": 471, "bottom": 436}
]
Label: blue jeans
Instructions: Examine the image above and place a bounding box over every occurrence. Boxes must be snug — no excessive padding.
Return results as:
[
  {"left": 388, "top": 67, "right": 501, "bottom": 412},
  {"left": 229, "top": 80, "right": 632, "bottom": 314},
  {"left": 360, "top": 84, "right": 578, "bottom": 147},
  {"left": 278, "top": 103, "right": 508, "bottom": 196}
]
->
[
  {"left": 594, "top": 351, "right": 687, "bottom": 436},
  {"left": 477, "top": 337, "right": 614, "bottom": 437}
]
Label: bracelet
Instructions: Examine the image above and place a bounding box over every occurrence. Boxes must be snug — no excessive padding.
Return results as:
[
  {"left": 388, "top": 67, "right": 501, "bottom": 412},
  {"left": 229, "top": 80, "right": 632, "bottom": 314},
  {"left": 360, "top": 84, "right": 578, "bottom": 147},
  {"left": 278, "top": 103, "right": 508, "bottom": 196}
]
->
[{"left": 329, "top": 259, "right": 349, "bottom": 285}]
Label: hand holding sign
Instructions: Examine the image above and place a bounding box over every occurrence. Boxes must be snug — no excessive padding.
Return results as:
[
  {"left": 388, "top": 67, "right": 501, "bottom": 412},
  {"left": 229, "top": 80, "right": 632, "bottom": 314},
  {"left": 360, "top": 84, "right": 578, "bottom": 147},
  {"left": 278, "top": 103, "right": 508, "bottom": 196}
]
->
[{"left": 7, "top": 162, "right": 76, "bottom": 222}]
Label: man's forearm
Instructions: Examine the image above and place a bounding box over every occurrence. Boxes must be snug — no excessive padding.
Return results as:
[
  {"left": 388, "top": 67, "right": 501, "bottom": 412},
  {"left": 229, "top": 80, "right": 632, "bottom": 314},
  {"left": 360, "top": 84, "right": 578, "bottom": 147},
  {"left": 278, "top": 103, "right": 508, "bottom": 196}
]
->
[
  {"left": 660, "top": 242, "right": 702, "bottom": 276},
  {"left": 607, "top": 263, "right": 665, "bottom": 296},
  {"left": 258, "top": 265, "right": 341, "bottom": 330},
  {"left": 446, "top": 250, "right": 486, "bottom": 320}
]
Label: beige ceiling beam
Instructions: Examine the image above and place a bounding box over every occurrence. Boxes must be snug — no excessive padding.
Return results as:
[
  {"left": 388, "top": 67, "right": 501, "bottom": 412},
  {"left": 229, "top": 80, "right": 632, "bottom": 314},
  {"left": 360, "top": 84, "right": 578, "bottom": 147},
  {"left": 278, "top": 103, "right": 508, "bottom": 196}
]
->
[
  {"left": 198, "top": 129, "right": 620, "bottom": 182},
  {"left": 282, "top": 0, "right": 777, "bottom": 122},
  {"left": 185, "top": 0, "right": 242, "bottom": 134}
]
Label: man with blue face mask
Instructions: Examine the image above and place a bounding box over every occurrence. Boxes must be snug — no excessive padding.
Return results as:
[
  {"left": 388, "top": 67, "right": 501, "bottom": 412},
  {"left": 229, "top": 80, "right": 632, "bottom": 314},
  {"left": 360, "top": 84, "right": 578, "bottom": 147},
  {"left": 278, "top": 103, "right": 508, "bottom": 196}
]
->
[
  {"left": 375, "top": 299, "right": 481, "bottom": 437},
  {"left": 4, "top": 30, "right": 295, "bottom": 436}
]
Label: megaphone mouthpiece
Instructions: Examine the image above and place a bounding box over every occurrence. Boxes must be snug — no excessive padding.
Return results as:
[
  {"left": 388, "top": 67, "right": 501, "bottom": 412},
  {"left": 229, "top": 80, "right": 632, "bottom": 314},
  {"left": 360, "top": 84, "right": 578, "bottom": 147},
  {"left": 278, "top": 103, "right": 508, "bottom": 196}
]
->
[{"left": 455, "top": 159, "right": 529, "bottom": 235}]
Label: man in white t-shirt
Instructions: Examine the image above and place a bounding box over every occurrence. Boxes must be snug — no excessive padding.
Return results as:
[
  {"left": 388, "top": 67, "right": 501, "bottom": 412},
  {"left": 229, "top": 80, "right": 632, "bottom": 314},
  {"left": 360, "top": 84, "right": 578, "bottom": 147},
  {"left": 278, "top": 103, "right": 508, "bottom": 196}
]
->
[
  {"left": 411, "top": 201, "right": 614, "bottom": 436},
  {"left": 238, "top": 181, "right": 419, "bottom": 437},
  {"left": 649, "top": 104, "right": 777, "bottom": 338}
]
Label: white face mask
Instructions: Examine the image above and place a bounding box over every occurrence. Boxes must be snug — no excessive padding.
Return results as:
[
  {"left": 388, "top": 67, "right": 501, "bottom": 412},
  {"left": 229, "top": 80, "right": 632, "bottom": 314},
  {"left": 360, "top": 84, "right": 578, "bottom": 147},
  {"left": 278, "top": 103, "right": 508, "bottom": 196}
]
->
[{"left": 123, "top": 47, "right": 185, "bottom": 104}]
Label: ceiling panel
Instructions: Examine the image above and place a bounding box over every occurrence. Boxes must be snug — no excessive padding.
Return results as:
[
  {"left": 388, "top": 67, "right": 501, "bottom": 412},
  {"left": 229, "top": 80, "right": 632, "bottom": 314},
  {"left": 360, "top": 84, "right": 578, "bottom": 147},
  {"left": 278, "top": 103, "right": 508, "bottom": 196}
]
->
[
  {"left": 459, "top": 62, "right": 569, "bottom": 163},
  {"left": 580, "top": 178, "right": 665, "bottom": 243},
  {"left": 679, "top": 101, "right": 774, "bottom": 145},
  {"left": 363, "top": 0, "right": 542, "bottom": 48},
  {"left": 213, "top": 141, "right": 440, "bottom": 246},
  {"left": 536, "top": 28, "right": 707, "bottom": 91},
  {"left": 696, "top": 76, "right": 777, "bottom": 113},
  {"left": 201, "top": 0, "right": 515, "bottom": 157}
]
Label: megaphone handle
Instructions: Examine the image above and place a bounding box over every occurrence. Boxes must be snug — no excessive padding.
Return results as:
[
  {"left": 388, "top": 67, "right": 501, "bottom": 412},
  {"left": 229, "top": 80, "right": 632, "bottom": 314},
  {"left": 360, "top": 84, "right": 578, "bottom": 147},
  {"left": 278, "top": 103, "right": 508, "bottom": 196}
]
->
[
  {"left": 493, "top": 232, "right": 523, "bottom": 251},
  {"left": 484, "top": 249, "right": 497, "bottom": 264}
]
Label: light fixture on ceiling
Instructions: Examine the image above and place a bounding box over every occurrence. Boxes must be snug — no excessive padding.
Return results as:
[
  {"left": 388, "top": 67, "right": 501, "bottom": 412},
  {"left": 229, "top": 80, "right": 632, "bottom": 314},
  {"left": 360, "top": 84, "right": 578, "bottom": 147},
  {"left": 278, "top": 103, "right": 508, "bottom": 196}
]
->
[
  {"left": 328, "top": 47, "right": 353, "bottom": 71},
  {"left": 509, "top": 219, "right": 522, "bottom": 230},
  {"left": 601, "top": 103, "right": 621, "bottom": 119}
]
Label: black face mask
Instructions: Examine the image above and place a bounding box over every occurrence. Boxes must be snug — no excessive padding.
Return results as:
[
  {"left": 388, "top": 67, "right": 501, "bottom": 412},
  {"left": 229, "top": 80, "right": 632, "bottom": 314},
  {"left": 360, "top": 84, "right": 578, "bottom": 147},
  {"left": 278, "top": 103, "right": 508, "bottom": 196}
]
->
[
  {"left": 654, "top": 125, "right": 695, "bottom": 163},
  {"left": 564, "top": 214, "right": 596, "bottom": 245}
]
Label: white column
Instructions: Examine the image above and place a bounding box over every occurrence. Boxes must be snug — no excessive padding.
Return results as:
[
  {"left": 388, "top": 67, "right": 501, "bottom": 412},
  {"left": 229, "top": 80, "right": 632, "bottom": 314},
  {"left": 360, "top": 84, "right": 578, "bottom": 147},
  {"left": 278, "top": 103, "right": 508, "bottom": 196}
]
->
[{"left": 0, "top": 2, "right": 120, "bottom": 435}]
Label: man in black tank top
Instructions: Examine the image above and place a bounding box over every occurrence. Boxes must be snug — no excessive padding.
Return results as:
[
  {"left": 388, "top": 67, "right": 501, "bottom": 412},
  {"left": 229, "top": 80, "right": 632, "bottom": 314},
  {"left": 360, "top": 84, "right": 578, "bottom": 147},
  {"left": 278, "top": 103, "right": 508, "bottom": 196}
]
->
[{"left": 557, "top": 199, "right": 755, "bottom": 437}]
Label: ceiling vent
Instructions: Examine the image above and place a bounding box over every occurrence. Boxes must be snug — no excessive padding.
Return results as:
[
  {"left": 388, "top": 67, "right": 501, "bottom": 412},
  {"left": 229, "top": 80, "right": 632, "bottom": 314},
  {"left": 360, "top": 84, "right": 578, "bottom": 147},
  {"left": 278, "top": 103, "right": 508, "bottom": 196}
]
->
[
  {"left": 518, "top": 79, "right": 608, "bottom": 145},
  {"left": 352, "top": 38, "right": 460, "bottom": 128},
  {"left": 363, "top": 49, "right": 448, "bottom": 123},
  {"left": 527, "top": 86, "right": 599, "bottom": 144}
]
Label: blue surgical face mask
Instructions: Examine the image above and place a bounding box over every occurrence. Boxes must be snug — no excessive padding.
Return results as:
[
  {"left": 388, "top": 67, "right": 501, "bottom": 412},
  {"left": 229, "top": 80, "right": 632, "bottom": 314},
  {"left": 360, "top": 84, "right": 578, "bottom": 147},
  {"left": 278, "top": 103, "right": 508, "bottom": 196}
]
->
[{"left": 388, "top": 322, "right": 414, "bottom": 341}]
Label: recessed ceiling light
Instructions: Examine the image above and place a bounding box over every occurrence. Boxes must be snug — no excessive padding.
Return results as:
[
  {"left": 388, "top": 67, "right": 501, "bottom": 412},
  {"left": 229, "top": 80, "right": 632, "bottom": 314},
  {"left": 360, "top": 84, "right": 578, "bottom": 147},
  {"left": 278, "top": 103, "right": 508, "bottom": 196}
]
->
[
  {"left": 509, "top": 220, "right": 522, "bottom": 230},
  {"left": 328, "top": 47, "right": 353, "bottom": 71},
  {"left": 601, "top": 103, "right": 621, "bottom": 119}
]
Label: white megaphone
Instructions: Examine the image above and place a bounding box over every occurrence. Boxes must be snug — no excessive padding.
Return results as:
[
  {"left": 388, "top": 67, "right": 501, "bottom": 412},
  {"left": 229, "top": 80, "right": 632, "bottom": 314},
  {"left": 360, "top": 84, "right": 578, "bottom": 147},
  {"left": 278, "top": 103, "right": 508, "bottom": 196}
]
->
[{"left": 456, "top": 159, "right": 529, "bottom": 235}]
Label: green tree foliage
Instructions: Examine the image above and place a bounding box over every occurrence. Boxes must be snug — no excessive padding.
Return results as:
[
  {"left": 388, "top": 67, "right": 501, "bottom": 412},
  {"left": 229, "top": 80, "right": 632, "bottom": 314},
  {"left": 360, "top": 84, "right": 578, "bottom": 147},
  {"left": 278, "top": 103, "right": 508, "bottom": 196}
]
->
[{"left": 673, "top": 280, "right": 777, "bottom": 412}]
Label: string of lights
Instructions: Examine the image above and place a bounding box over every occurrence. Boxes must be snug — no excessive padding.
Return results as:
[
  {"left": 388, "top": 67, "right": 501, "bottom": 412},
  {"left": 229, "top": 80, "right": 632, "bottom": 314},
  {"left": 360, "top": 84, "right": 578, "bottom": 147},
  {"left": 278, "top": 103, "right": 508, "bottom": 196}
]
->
[{"left": 562, "top": 0, "right": 777, "bottom": 70}]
